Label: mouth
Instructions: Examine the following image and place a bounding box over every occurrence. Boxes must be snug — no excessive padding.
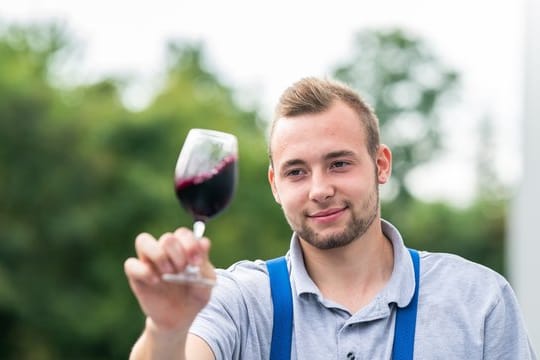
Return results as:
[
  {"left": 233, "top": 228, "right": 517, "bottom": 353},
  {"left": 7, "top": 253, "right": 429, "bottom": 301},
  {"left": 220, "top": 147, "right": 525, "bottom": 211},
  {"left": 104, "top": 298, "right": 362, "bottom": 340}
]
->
[{"left": 307, "top": 207, "right": 347, "bottom": 222}]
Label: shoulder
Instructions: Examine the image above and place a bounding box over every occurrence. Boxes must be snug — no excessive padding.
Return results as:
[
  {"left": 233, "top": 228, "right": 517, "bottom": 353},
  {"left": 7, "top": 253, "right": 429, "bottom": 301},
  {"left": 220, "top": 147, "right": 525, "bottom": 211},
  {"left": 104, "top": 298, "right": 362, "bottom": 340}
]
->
[
  {"left": 209, "top": 259, "right": 273, "bottom": 313},
  {"left": 190, "top": 260, "right": 274, "bottom": 359},
  {"left": 420, "top": 251, "right": 506, "bottom": 283},
  {"left": 414, "top": 251, "right": 534, "bottom": 358},
  {"left": 216, "top": 259, "right": 271, "bottom": 293},
  {"left": 418, "top": 251, "right": 511, "bottom": 310}
]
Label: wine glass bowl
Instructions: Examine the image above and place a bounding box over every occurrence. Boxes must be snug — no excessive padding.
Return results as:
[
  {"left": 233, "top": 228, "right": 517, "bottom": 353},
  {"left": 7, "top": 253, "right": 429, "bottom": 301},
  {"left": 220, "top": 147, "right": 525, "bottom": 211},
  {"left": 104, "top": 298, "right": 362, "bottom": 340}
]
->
[
  {"left": 162, "top": 128, "right": 238, "bottom": 286},
  {"left": 174, "top": 130, "right": 238, "bottom": 222}
]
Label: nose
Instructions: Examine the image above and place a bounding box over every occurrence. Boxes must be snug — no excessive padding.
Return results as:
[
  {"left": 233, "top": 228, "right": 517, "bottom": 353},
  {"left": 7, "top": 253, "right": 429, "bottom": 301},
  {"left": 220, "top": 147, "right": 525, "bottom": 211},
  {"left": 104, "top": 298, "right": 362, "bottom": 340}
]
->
[{"left": 308, "top": 170, "right": 335, "bottom": 203}]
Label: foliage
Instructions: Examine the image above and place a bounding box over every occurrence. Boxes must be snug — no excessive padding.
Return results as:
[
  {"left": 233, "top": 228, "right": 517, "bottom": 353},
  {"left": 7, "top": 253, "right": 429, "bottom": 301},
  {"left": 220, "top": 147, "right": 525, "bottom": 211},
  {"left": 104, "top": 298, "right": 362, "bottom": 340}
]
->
[
  {"left": 382, "top": 197, "right": 507, "bottom": 275},
  {"left": 0, "top": 23, "right": 507, "bottom": 358},
  {"left": 332, "top": 29, "right": 460, "bottom": 200},
  {"left": 0, "top": 23, "right": 284, "bottom": 359}
]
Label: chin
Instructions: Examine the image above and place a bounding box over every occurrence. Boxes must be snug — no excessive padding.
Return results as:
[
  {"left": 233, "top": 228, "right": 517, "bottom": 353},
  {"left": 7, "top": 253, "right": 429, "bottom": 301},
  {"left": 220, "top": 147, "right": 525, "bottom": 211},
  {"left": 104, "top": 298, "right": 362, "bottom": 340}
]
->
[{"left": 299, "top": 229, "right": 357, "bottom": 250}]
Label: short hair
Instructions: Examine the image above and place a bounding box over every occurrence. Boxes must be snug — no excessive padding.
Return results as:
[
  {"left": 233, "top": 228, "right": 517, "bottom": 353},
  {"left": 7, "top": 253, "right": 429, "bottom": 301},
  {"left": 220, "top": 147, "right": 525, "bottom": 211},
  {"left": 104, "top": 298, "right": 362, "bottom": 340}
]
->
[{"left": 268, "top": 77, "right": 381, "bottom": 164}]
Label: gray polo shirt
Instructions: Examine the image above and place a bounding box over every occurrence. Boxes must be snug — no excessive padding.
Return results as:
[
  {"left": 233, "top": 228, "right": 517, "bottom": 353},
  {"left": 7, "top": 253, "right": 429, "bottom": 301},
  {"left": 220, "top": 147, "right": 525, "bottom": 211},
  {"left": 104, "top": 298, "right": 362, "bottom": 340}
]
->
[{"left": 190, "top": 220, "right": 537, "bottom": 359}]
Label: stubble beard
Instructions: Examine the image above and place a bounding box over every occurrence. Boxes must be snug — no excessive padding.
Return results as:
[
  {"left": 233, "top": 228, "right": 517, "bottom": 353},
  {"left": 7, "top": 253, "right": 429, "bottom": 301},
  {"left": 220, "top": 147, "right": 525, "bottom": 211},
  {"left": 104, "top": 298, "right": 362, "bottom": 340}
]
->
[{"left": 291, "top": 186, "right": 380, "bottom": 250}]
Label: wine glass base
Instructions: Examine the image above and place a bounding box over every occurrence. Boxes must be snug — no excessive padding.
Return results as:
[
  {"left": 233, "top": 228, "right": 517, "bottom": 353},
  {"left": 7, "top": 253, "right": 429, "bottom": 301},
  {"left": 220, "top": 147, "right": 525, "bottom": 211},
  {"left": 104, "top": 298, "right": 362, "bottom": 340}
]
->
[{"left": 162, "top": 272, "right": 216, "bottom": 287}]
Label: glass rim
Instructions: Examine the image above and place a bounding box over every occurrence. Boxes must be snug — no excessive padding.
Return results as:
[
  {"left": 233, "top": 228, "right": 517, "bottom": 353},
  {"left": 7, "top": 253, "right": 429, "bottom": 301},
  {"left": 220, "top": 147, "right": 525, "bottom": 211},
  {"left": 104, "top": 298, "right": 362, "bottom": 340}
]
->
[{"left": 187, "top": 128, "right": 237, "bottom": 141}]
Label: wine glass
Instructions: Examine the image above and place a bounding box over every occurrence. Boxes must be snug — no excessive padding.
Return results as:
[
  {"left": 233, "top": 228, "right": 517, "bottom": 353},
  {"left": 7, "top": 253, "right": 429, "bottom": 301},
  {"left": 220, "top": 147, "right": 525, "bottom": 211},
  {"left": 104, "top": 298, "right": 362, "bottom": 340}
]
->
[{"left": 162, "top": 128, "right": 238, "bottom": 286}]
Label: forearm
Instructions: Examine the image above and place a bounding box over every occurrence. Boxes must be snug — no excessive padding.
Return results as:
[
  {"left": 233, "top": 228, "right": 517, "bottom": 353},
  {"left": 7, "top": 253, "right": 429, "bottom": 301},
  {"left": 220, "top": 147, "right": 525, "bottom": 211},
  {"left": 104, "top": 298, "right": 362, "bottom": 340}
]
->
[{"left": 130, "top": 318, "right": 189, "bottom": 360}]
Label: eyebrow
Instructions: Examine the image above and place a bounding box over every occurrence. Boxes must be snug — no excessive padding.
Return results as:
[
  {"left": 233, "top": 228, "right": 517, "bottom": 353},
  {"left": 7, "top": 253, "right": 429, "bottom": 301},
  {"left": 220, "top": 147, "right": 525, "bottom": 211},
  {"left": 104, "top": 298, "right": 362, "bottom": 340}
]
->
[
  {"left": 324, "top": 150, "right": 356, "bottom": 161},
  {"left": 281, "top": 158, "right": 306, "bottom": 170},
  {"left": 280, "top": 150, "right": 357, "bottom": 170}
]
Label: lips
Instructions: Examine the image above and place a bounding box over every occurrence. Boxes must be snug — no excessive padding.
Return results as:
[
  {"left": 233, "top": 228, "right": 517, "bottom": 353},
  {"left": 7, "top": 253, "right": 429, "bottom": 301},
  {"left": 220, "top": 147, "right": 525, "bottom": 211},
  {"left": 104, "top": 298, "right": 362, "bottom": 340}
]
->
[{"left": 308, "top": 207, "right": 346, "bottom": 218}]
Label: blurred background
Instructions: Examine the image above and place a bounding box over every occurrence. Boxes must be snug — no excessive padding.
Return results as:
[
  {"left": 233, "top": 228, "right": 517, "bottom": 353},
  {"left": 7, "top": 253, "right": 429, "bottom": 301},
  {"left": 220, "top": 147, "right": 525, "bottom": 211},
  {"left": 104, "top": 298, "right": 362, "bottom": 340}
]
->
[{"left": 1, "top": 0, "right": 538, "bottom": 358}]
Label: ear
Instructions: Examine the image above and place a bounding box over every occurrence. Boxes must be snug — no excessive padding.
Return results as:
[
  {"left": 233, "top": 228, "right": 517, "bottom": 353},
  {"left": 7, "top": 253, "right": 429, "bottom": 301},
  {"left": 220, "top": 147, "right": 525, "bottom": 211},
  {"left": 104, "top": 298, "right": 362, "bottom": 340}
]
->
[
  {"left": 268, "top": 165, "right": 281, "bottom": 204},
  {"left": 376, "top": 144, "right": 392, "bottom": 184}
]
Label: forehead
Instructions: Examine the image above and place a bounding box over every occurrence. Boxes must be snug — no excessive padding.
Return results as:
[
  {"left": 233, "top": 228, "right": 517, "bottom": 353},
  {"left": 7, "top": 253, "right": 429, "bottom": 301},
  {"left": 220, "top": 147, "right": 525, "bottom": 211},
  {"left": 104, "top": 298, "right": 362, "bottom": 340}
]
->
[{"left": 270, "top": 101, "right": 368, "bottom": 166}]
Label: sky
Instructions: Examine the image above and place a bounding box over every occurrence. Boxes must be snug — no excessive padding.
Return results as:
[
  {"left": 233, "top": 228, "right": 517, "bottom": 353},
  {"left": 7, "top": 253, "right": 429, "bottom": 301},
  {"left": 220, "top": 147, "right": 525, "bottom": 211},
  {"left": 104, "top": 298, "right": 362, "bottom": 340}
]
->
[{"left": 1, "top": 0, "right": 526, "bottom": 205}]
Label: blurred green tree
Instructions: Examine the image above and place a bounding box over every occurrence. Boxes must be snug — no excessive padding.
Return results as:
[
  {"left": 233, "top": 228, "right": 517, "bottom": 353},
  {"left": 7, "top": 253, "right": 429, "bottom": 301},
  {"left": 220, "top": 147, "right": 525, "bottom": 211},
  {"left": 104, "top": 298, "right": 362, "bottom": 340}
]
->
[
  {"left": 382, "top": 198, "right": 506, "bottom": 275},
  {"left": 332, "top": 29, "right": 460, "bottom": 201},
  {"left": 0, "top": 23, "right": 288, "bottom": 359},
  {"left": 0, "top": 22, "right": 147, "bottom": 359}
]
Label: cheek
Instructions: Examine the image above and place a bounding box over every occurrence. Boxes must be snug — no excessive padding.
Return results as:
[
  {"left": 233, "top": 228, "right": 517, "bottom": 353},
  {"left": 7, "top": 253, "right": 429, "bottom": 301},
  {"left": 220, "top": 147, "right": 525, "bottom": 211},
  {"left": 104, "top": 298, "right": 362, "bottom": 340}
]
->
[
  {"left": 276, "top": 184, "right": 305, "bottom": 210},
  {"left": 341, "top": 175, "right": 377, "bottom": 197}
]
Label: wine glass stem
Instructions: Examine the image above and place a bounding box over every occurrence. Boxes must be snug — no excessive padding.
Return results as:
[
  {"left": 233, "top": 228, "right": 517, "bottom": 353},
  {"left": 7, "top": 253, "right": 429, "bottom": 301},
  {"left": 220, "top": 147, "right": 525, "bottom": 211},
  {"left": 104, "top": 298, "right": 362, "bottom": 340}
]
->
[
  {"left": 183, "top": 220, "right": 206, "bottom": 275},
  {"left": 193, "top": 220, "right": 206, "bottom": 238}
]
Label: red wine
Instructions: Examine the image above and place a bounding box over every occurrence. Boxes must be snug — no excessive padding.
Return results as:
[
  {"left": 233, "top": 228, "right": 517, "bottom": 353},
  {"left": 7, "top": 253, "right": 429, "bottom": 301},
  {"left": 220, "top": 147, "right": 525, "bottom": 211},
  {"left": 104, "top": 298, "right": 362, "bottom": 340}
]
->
[{"left": 175, "top": 156, "right": 237, "bottom": 221}]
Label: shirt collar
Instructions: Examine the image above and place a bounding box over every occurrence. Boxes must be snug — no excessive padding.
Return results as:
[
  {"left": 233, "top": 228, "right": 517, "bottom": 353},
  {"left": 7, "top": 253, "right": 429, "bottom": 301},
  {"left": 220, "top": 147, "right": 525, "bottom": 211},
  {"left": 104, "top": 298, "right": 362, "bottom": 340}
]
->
[{"left": 287, "top": 219, "right": 416, "bottom": 308}]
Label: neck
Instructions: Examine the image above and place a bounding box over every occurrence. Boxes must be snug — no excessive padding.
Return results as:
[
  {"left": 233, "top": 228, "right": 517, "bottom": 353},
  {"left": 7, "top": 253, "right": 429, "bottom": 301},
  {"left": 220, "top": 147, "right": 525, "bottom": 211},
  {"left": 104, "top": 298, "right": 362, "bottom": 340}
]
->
[{"left": 299, "top": 220, "right": 394, "bottom": 313}]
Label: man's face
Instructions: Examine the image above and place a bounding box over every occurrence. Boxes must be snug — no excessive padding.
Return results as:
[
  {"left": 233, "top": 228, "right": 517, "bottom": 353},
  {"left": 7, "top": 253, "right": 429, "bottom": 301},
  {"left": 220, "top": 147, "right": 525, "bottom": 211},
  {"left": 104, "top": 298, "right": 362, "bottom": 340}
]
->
[{"left": 268, "top": 100, "right": 391, "bottom": 250}]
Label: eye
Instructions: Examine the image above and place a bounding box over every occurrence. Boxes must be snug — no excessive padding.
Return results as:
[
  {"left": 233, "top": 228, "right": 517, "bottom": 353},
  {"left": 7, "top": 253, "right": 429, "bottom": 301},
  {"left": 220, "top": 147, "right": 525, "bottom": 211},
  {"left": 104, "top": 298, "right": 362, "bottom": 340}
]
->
[
  {"left": 330, "top": 161, "right": 350, "bottom": 169},
  {"left": 285, "top": 168, "right": 305, "bottom": 177}
]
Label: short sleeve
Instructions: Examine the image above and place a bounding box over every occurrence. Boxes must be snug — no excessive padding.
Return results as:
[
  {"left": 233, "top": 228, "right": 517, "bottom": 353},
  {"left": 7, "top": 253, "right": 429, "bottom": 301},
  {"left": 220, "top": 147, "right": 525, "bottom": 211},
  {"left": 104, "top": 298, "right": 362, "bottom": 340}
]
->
[
  {"left": 483, "top": 281, "right": 538, "bottom": 359},
  {"left": 189, "top": 271, "right": 245, "bottom": 359},
  {"left": 188, "top": 260, "right": 273, "bottom": 360}
]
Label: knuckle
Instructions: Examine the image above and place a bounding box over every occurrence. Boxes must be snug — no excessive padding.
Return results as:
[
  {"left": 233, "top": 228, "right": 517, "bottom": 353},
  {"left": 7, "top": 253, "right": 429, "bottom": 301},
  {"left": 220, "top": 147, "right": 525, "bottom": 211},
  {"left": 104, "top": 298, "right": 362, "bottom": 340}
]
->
[
  {"left": 158, "top": 232, "right": 174, "bottom": 243},
  {"left": 160, "top": 233, "right": 178, "bottom": 248},
  {"left": 174, "top": 227, "right": 191, "bottom": 237}
]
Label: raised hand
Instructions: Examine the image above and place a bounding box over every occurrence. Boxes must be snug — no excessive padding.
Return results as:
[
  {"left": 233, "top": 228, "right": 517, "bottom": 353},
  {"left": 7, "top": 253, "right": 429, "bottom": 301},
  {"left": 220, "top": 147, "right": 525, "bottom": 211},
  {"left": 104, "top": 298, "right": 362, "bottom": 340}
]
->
[{"left": 124, "top": 227, "right": 216, "bottom": 333}]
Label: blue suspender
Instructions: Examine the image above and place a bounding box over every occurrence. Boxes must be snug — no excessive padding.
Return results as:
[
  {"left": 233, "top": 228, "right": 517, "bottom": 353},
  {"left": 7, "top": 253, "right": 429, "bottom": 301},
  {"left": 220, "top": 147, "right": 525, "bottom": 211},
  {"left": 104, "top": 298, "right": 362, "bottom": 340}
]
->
[
  {"left": 392, "top": 248, "right": 420, "bottom": 360},
  {"left": 267, "top": 257, "right": 294, "bottom": 360},
  {"left": 266, "top": 248, "right": 420, "bottom": 360}
]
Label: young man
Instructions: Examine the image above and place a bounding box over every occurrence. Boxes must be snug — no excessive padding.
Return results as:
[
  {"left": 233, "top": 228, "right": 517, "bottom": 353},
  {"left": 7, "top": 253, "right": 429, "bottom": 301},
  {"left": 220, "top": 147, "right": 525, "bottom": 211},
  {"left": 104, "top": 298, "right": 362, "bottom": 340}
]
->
[{"left": 124, "top": 77, "right": 537, "bottom": 359}]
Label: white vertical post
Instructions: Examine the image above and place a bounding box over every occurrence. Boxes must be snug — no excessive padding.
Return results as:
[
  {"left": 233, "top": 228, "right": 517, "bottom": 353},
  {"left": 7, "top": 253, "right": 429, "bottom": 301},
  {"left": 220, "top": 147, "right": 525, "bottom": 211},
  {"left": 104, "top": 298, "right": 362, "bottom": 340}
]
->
[{"left": 509, "top": 0, "right": 540, "bottom": 350}]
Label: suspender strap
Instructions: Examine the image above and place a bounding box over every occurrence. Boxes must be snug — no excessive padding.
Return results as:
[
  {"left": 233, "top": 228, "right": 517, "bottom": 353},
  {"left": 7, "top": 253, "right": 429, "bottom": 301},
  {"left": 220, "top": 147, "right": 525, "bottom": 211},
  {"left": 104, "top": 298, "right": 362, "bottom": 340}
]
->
[
  {"left": 392, "top": 248, "right": 421, "bottom": 360},
  {"left": 266, "top": 249, "right": 420, "bottom": 360},
  {"left": 267, "top": 256, "right": 293, "bottom": 360}
]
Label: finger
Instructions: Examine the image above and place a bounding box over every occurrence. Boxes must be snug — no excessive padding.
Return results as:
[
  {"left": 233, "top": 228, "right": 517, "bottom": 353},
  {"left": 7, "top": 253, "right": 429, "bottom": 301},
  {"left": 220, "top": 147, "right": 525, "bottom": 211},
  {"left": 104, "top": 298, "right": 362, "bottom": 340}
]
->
[
  {"left": 198, "top": 237, "right": 212, "bottom": 263},
  {"left": 124, "top": 257, "right": 159, "bottom": 285},
  {"left": 159, "top": 232, "right": 187, "bottom": 272},
  {"left": 197, "top": 237, "right": 216, "bottom": 281},
  {"left": 173, "top": 228, "right": 206, "bottom": 266},
  {"left": 135, "top": 232, "right": 174, "bottom": 274}
]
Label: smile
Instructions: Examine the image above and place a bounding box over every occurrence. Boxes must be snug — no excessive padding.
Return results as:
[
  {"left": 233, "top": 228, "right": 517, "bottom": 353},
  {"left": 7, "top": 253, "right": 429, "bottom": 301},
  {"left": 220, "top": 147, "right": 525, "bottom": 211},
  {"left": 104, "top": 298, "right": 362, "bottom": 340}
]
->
[{"left": 307, "top": 207, "right": 347, "bottom": 222}]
